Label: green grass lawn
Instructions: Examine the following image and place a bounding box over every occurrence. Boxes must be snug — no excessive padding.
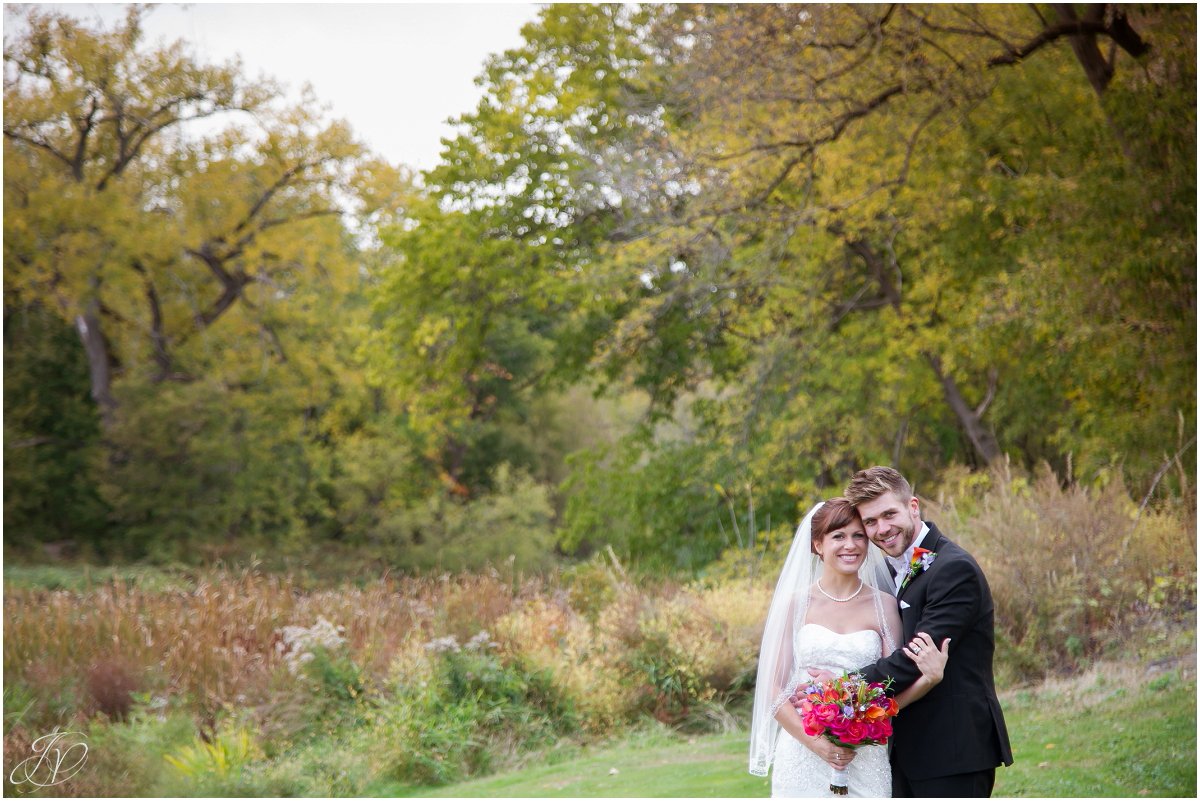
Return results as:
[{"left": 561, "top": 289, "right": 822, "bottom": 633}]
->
[
  {"left": 993, "top": 665, "right": 1196, "bottom": 797},
  {"left": 373, "top": 659, "right": 1196, "bottom": 798},
  {"left": 369, "top": 726, "right": 771, "bottom": 798}
]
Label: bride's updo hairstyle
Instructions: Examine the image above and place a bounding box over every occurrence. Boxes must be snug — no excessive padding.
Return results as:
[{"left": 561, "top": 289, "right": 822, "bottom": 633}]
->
[{"left": 809, "top": 497, "right": 858, "bottom": 555}]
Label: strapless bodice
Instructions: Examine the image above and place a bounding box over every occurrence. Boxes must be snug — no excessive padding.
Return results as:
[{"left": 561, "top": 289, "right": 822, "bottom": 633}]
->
[{"left": 793, "top": 623, "right": 882, "bottom": 675}]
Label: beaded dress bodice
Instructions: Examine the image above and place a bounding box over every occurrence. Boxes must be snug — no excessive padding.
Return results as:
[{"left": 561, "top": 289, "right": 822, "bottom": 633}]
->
[{"left": 794, "top": 624, "right": 882, "bottom": 675}]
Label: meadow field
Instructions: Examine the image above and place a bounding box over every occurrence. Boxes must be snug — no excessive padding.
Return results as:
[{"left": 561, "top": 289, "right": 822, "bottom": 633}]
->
[{"left": 3, "top": 469, "right": 1194, "bottom": 797}]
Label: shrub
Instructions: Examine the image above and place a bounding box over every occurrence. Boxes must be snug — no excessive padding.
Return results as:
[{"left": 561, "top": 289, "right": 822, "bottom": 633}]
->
[
  {"left": 300, "top": 646, "right": 365, "bottom": 705},
  {"left": 84, "top": 657, "right": 140, "bottom": 721},
  {"left": 697, "top": 521, "right": 794, "bottom": 588},
  {"left": 559, "top": 552, "right": 619, "bottom": 624},
  {"left": 493, "top": 576, "right": 768, "bottom": 734},
  {"left": 936, "top": 460, "right": 1196, "bottom": 682},
  {"left": 163, "top": 725, "right": 263, "bottom": 781},
  {"left": 240, "top": 729, "right": 376, "bottom": 796},
  {"left": 626, "top": 595, "right": 716, "bottom": 723},
  {"left": 255, "top": 617, "right": 373, "bottom": 751},
  {"left": 379, "top": 464, "right": 559, "bottom": 574},
  {"left": 24, "top": 699, "right": 197, "bottom": 798},
  {"left": 3, "top": 663, "right": 85, "bottom": 736},
  {"left": 493, "top": 593, "right": 626, "bottom": 734},
  {"left": 693, "top": 578, "right": 773, "bottom": 694},
  {"left": 371, "top": 632, "right": 577, "bottom": 786},
  {"left": 372, "top": 690, "right": 483, "bottom": 786}
]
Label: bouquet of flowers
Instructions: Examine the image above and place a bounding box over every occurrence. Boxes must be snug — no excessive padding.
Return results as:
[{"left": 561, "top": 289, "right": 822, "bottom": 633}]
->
[{"left": 790, "top": 673, "right": 898, "bottom": 796}]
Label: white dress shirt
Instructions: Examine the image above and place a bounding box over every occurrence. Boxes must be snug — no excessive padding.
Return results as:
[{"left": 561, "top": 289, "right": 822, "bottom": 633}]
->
[{"left": 886, "top": 521, "right": 930, "bottom": 593}]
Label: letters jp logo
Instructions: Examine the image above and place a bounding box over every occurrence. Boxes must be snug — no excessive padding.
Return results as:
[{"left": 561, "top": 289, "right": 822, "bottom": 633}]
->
[{"left": 9, "top": 730, "right": 89, "bottom": 791}]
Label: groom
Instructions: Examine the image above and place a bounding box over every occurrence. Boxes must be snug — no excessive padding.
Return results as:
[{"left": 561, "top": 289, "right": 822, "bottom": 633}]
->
[{"left": 847, "top": 466, "right": 1012, "bottom": 797}]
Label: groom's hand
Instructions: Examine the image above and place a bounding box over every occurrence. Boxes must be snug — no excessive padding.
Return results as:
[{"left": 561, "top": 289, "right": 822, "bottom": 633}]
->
[{"left": 806, "top": 668, "right": 835, "bottom": 682}]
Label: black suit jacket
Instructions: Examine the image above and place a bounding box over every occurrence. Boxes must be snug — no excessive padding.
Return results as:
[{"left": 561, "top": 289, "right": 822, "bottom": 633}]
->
[{"left": 861, "top": 522, "right": 1013, "bottom": 781}]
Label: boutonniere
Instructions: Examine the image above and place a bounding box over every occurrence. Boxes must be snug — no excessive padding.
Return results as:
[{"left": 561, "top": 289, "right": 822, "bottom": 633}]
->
[{"left": 900, "top": 546, "right": 936, "bottom": 591}]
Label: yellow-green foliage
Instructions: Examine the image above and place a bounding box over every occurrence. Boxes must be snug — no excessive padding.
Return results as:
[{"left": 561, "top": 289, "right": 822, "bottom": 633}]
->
[
  {"left": 164, "top": 725, "right": 262, "bottom": 778},
  {"left": 493, "top": 569, "right": 771, "bottom": 731},
  {"left": 694, "top": 579, "right": 774, "bottom": 689},
  {"left": 559, "top": 553, "right": 619, "bottom": 623}
]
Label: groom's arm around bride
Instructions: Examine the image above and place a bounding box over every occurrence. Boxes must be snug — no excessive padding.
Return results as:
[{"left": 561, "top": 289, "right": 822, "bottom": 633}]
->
[{"left": 850, "top": 467, "right": 1013, "bottom": 798}]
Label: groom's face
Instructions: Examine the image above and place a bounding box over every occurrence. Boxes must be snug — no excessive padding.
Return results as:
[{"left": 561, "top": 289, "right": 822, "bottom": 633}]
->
[{"left": 857, "top": 491, "right": 921, "bottom": 558}]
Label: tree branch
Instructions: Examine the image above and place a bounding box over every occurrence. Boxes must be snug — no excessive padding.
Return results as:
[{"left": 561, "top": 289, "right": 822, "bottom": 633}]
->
[
  {"left": 924, "top": 352, "right": 1002, "bottom": 465},
  {"left": 974, "top": 366, "right": 999, "bottom": 418},
  {"left": 2, "top": 129, "right": 76, "bottom": 172},
  {"left": 96, "top": 94, "right": 244, "bottom": 191},
  {"left": 987, "top": 14, "right": 1149, "bottom": 68},
  {"left": 227, "top": 157, "right": 336, "bottom": 246},
  {"left": 130, "top": 259, "right": 174, "bottom": 378}
]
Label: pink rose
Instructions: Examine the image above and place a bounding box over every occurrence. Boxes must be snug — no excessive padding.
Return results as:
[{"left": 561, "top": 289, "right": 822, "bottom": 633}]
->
[
  {"left": 814, "top": 704, "right": 838, "bottom": 725},
  {"left": 803, "top": 716, "right": 825, "bottom": 737},
  {"left": 864, "top": 720, "right": 889, "bottom": 742},
  {"left": 840, "top": 721, "right": 867, "bottom": 744}
]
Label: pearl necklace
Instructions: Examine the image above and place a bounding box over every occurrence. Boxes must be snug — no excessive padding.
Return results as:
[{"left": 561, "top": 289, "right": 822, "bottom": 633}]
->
[{"left": 816, "top": 579, "right": 864, "bottom": 603}]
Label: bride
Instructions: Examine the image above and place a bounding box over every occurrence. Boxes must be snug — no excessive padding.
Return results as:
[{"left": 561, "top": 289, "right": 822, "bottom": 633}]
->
[{"left": 749, "top": 498, "right": 949, "bottom": 797}]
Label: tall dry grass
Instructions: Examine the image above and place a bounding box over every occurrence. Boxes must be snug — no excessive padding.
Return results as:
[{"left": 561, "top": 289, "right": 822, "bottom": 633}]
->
[
  {"left": 3, "top": 567, "right": 542, "bottom": 731},
  {"left": 932, "top": 460, "right": 1196, "bottom": 682},
  {"left": 4, "top": 557, "right": 771, "bottom": 741}
]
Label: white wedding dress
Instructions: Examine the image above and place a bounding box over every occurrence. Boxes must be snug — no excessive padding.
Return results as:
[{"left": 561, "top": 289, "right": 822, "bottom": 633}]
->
[{"left": 771, "top": 624, "right": 892, "bottom": 798}]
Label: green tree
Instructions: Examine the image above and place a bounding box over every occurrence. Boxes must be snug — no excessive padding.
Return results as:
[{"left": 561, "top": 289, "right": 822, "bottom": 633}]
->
[
  {"left": 647, "top": 3, "right": 1194, "bottom": 487},
  {"left": 3, "top": 7, "right": 410, "bottom": 558},
  {"left": 3, "top": 304, "right": 110, "bottom": 555},
  {"left": 365, "top": 4, "right": 682, "bottom": 497},
  {"left": 408, "top": 3, "right": 1194, "bottom": 567}
]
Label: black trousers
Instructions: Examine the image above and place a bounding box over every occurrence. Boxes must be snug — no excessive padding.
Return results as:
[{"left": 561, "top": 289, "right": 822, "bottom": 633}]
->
[{"left": 893, "top": 767, "right": 996, "bottom": 798}]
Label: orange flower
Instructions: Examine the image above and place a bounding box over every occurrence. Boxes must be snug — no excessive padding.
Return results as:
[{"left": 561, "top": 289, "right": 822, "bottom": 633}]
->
[{"left": 864, "top": 705, "right": 888, "bottom": 721}]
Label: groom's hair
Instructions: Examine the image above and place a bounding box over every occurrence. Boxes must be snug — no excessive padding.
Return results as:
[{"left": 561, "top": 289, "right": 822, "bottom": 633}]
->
[{"left": 845, "top": 466, "right": 912, "bottom": 506}]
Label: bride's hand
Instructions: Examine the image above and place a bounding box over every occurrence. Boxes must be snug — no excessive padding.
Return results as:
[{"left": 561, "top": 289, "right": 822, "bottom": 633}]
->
[
  {"left": 903, "top": 631, "right": 950, "bottom": 682},
  {"left": 810, "top": 738, "right": 856, "bottom": 771}
]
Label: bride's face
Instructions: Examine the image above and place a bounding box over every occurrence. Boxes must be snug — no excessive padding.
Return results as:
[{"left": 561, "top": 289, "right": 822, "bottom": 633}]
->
[{"left": 816, "top": 521, "right": 868, "bottom": 574}]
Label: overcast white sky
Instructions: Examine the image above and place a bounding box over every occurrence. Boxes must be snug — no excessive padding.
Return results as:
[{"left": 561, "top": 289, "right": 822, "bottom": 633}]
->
[{"left": 5, "top": 2, "right": 542, "bottom": 171}]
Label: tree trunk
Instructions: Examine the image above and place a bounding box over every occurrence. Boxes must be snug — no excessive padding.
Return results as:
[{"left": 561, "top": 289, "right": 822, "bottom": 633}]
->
[
  {"left": 1052, "top": 4, "right": 1139, "bottom": 162},
  {"left": 1053, "top": 4, "right": 1115, "bottom": 96},
  {"left": 840, "top": 234, "right": 1004, "bottom": 466},
  {"left": 924, "top": 352, "right": 1001, "bottom": 466},
  {"left": 74, "top": 300, "right": 117, "bottom": 424}
]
